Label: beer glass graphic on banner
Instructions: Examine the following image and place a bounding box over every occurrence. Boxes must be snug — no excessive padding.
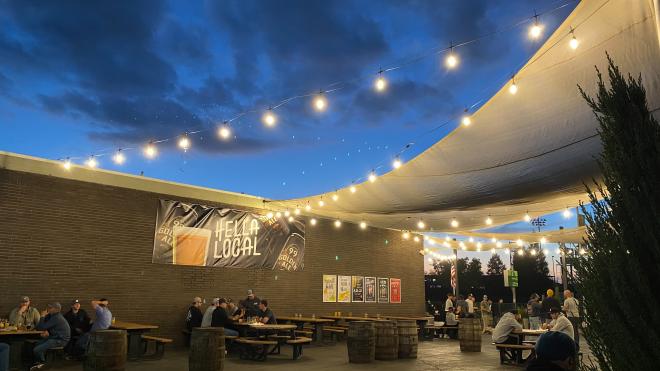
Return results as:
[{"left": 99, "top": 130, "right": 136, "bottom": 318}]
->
[{"left": 173, "top": 226, "right": 211, "bottom": 266}]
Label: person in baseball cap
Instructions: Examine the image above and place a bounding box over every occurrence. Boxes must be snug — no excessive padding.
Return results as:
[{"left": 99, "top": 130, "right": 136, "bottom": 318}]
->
[
  {"left": 244, "top": 290, "right": 261, "bottom": 317},
  {"left": 525, "top": 331, "right": 577, "bottom": 370},
  {"left": 9, "top": 296, "right": 41, "bottom": 329},
  {"left": 63, "top": 299, "right": 91, "bottom": 352},
  {"left": 31, "top": 302, "right": 70, "bottom": 370}
]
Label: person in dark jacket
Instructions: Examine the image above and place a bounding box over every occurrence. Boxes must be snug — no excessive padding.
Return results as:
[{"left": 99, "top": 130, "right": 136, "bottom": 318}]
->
[
  {"left": 541, "top": 289, "right": 561, "bottom": 323},
  {"left": 243, "top": 290, "right": 261, "bottom": 317},
  {"left": 31, "top": 303, "right": 71, "bottom": 370},
  {"left": 63, "top": 299, "right": 90, "bottom": 354},
  {"left": 184, "top": 297, "right": 203, "bottom": 346},
  {"left": 525, "top": 331, "right": 577, "bottom": 371},
  {"left": 211, "top": 298, "right": 239, "bottom": 336}
]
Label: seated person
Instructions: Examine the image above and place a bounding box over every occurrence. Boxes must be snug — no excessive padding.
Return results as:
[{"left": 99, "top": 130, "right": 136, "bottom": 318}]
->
[
  {"left": 184, "top": 297, "right": 203, "bottom": 345},
  {"left": 74, "top": 299, "right": 112, "bottom": 354},
  {"left": 31, "top": 303, "right": 71, "bottom": 371},
  {"left": 492, "top": 310, "right": 524, "bottom": 363},
  {"left": 211, "top": 298, "right": 239, "bottom": 337},
  {"left": 227, "top": 300, "right": 244, "bottom": 321},
  {"left": 9, "top": 296, "right": 41, "bottom": 329},
  {"left": 63, "top": 299, "right": 91, "bottom": 353},
  {"left": 202, "top": 298, "right": 220, "bottom": 328},
  {"left": 258, "top": 299, "right": 276, "bottom": 324},
  {"left": 542, "top": 307, "right": 575, "bottom": 341},
  {"left": 0, "top": 343, "right": 10, "bottom": 371},
  {"left": 444, "top": 307, "right": 458, "bottom": 339},
  {"left": 525, "top": 331, "right": 577, "bottom": 371}
]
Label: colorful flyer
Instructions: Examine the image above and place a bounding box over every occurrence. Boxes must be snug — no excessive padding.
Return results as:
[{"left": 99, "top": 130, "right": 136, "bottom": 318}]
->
[
  {"left": 322, "top": 275, "right": 337, "bottom": 302},
  {"left": 351, "top": 276, "right": 364, "bottom": 302},
  {"left": 378, "top": 278, "right": 389, "bottom": 303},
  {"left": 364, "top": 277, "right": 376, "bottom": 303},
  {"left": 390, "top": 278, "right": 401, "bottom": 303},
  {"left": 338, "top": 275, "right": 352, "bottom": 303}
]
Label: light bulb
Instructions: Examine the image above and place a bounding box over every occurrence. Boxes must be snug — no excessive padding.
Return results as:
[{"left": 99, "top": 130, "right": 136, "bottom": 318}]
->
[
  {"left": 485, "top": 217, "right": 493, "bottom": 225},
  {"left": 266, "top": 212, "right": 274, "bottom": 219},
  {"left": 579, "top": 248, "right": 586, "bottom": 255},
  {"left": 318, "top": 200, "right": 325, "bottom": 207},
  {"left": 413, "top": 236, "right": 420, "bottom": 242},
  {"left": 331, "top": 194, "right": 339, "bottom": 202},
  {"left": 178, "top": 135, "right": 190, "bottom": 151},
  {"left": 288, "top": 216, "right": 294, "bottom": 222},
  {"left": 569, "top": 36, "right": 579, "bottom": 50},
  {"left": 428, "top": 258, "right": 433, "bottom": 263},
  {"left": 428, "top": 239, "right": 435, "bottom": 245},
  {"left": 445, "top": 53, "right": 458, "bottom": 69},
  {"left": 543, "top": 249, "right": 549, "bottom": 255},
  {"left": 284, "top": 210, "right": 290, "bottom": 217},
  {"left": 417, "top": 221, "right": 426, "bottom": 229},
  {"left": 504, "top": 248, "right": 510, "bottom": 254},
  {"left": 491, "top": 248, "right": 496, "bottom": 254},
  {"left": 529, "top": 21, "right": 543, "bottom": 39},
  {"left": 313, "top": 95, "right": 327, "bottom": 111},
  {"left": 491, "top": 238, "right": 497, "bottom": 243},
  {"left": 469, "top": 237, "right": 474, "bottom": 243},
  {"left": 262, "top": 110, "right": 277, "bottom": 127},
  {"left": 305, "top": 204, "right": 312, "bottom": 211},
  {"left": 402, "top": 231, "right": 410, "bottom": 239},
  {"left": 392, "top": 158, "right": 402, "bottom": 169},
  {"left": 461, "top": 115, "right": 471, "bottom": 126},
  {"left": 368, "top": 172, "right": 377, "bottom": 183},
  {"left": 445, "top": 236, "right": 451, "bottom": 241},
  {"left": 310, "top": 218, "right": 317, "bottom": 226},
  {"left": 509, "top": 82, "right": 518, "bottom": 95},
  {"left": 540, "top": 237, "right": 547, "bottom": 244},
  {"left": 62, "top": 158, "right": 72, "bottom": 170},
  {"left": 218, "top": 124, "right": 231, "bottom": 139},
  {"left": 556, "top": 248, "right": 561, "bottom": 254},
  {"left": 360, "top": 221, "right": 367, "bottom": 230},
  {"left": 85, "top": 156, "right": 98, "bottom": 168},
  {"left": 275, "top": 212, "right": 282, "bottom": 218},
  {"left": 144, "top": 143, "right": 157, "bottom": 158},
  {"left": 530, "top": 249, "right": 537, "bottom": 256},
  {"left": 476, "top": 242, "right": 482, "bottom": 249},
  {"left": 374, "top": 75, "right": 387, "bottom": 92},
  {"left": 350, "top": 186, "right": 357, "bottom": 193},
  {"left": 518, "top": 249, "right": 524, "bottom": 256},
  {"left": 294, "top": 208, "right": 301, "bottom": 215},
  {"left": 460, "top": 242, "right": 467, "bottom": 250},
  {"left": 563, "top": 208, "right": 572, "bottom": 218},
  {"left": 423, "top": 236, "right": 429, "bottom": 241},
  {"left": 524, "top": 213, "right": 531, "bottom": 222},
  {"left": 516, "top": 239, "right": 524, "bottom": 247},
  {"left": 450, "top": 219, "right": 459, "bottom": 228},
  {"left": 476, "top": 244, "right": 481, "bottom": 252},
  {"left": 497, "top": 242, "right": 503, "bottom": 248},
  {"left": 113, "top": 150, "right": 125, "bottom": 165}
]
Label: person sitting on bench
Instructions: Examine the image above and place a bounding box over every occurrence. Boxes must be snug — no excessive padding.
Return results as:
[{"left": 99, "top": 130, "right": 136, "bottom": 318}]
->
[
  {"left": 525, "top": 331, "right": 577, "bottom": 371},
  {"left": 31, "top": 303, "right": 71, "bottom": 371},
  {"left": 492, "top": 310, "right": 523, "bottom": 362},
  {"left": 211, "top": 298, "right": 239, "bottom": 337},
  {"left": 445, "top": 307, "right": 458, "bottom": 339}
]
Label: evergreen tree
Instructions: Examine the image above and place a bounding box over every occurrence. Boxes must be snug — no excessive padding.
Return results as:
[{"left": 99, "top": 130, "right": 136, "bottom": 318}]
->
[
  {"left": 486, "top": 254, "right": 506, "bottom": 275},
  {"left": 512, "top": 250, "right": 553, "bottom": 302},
  {"left": 575, "top": 56, "right": 660, "bottom": 370},
  {"left": 463, "top": 258, "right": 483, "bottom": 291}
]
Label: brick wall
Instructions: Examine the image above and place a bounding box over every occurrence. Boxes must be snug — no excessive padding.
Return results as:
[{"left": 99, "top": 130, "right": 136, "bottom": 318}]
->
[{"left": 0, "top": 168, "right": 425, "bottom": 345}]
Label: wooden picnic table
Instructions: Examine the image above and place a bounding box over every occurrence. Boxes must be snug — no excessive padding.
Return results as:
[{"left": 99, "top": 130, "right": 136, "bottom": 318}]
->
[
  {"left": 0, "top": 329, "right": 42, "bottom": 371},
  {"left": 277, "top": 316, "right": 335, "bottom": 343},
  {"left": 513, "top": 328, "right": 548, "bottom": 345},
  {"left": 234, "top": 323, "right": 297, "bottom": 338},
  {"left": 384, "top": 315, "right": 435, "bottom": 341},
  {"left": 320, "top": 315, "right": 386, "bottom": 322},
  {"left": 110, "top": 321, "right": 159, "bottom": 360}
]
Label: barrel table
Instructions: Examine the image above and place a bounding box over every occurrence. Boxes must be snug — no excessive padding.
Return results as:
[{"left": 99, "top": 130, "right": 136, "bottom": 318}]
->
[
  {"left": 83, "top": 330, "right": 127, "bottom": 371},
  {"left": 396, "top": 320, "right": 418, "bottom": 358},
  {"left": 190, "top": 327, "right": 225, "bottom": 371},
  {"left": 374, "top": 320, "right": 398, "bottom": 360},
  {"left": 347, "top": 321, "right": 375, "bottom": 363},
  {"left": 459, "top": 318, "right": 482, "bottom": 352}
]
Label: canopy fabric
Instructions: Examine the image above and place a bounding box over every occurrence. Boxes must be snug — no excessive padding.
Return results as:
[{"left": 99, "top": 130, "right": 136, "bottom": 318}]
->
[
  {"left": 274, "top": 0, "right": 660, "bottom": 232},
  {"left": 447, "top": 226, "right": 588, "bottom": 247}
]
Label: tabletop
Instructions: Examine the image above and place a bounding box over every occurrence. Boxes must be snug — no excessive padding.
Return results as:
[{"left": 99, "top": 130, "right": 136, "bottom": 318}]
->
[
  {"left": 515, "top": 329, "right": 548, "bottom": 336},
  {"left": 234, "top": 323, "right": 297, "bottom": 331},
  {"left": 384, "top": 315, "right": 435, "bottom": 321},
  {"left": 320, "top": 315, "right": 386, "bottom": 321},
  {"left": 278, "top": 316, "right": 335, "bottom": 324},
  {"left": 110, "top": 321, "right": 159, "bottom": 331},
  {"left": 0, "top": 329, "right": 42, "bottom": 337}
]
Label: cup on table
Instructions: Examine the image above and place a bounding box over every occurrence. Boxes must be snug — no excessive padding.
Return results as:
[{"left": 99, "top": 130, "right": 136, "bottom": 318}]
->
[
  {"left": 377, "top": 313, "right": 380, "bottom": 319},
  {"left": 111, "top": 317, "right": 116, "bottom": 324},
  {"left": 312, "top": 314, "right": 316, "bottom": 319},
  {"left": 364, "top": 313, "right": 368, "bottom": 318}
]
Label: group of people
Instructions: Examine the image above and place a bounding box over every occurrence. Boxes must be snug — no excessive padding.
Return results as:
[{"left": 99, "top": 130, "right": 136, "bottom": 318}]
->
[
  {"left": 0, "top": 296, "right": 112, "bottom": 371},
  {"left": 443, "top": 293, "right": 494, "bottom": 330},
  {"left": 184, "top": 290, "right": 276, "bottom": 341}
]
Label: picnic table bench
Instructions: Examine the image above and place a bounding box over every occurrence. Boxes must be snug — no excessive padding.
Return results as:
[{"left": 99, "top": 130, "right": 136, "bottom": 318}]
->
[
  {"left": 110, "top": 321, "right": 159, "bottom": 360},
  {"left": 493, "top": 343, "right": 535, "bottom": 365}
]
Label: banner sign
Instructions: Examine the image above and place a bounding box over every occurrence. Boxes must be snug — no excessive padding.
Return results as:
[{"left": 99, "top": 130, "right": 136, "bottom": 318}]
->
[
  {"left": 378, "top": 278, "right": 389, "bottom": 303},
  {"left": 338, "top": 276, "right": 352, "bottom": 303},
  {"left": 504, "top": 269, "right": 519, "bottom": 287},
  {"left": 364, "top": 277, "right": 376, "bottom": 303},
  {"left": 323, "top": 275, "right": 337, "bottom": 302},
  {"left": 152, "top": 200, "right": 305, "bottom": 271},
  {"left": 351, "top": 276, "right": 364, "bottom": 302},
  {"left": 390, "top": 278, "right": 401, "bottom": 303}
]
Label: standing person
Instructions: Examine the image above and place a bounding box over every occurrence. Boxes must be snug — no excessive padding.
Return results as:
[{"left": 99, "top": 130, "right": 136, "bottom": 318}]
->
[
  {"left": 210, "top": 298, "right": 239, "bottom": 336},
  {"left": 63, "top": 299, "right": 90, "bottom": 354},
  {"left": 480, "top": 295, "right": 493, "bottom": 331},
  {"left": 243, "top": 290, "right": 261, "bottom": 318},
  {"left": 455, "top": 295, "right": 468, "bottom": 318},
  {"left": 31, "top": 303, "right": 70, "bottom": 371},
  {"left": 466, "top": 294, "right": 475, "bottom": 317},
  {"left": 527, "top": 294, "right": 543, "bottom": 330},
  {"left": 562, "top": 290, "right": 580, "bottom": 349},
  {"left": 9, "top": 296, "right": 40, "bottom": 329},
  {"left": 258, "top": 300, "right": 277, "bottom": 324},
  {"left": 541, "top": 289, "right": 561, "bottom": 324},
  {"left": 542, "top": 308, "right": 574, "bottom": 341},
  {"left": 444, "top": 293, "right": 454, "bottom": 321},
  {"left": 0, "top": 343, "right": 10, "bottom": 371},
  {"left": 73, "top": 298, "right": 112, "bottom": 355},
  {"left": 201, "top": 298, "right": 220, "bottom": 328}
]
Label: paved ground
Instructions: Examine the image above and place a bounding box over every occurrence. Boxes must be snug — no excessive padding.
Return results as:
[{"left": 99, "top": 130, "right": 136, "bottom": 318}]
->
[{"left": 48, "top": 335, "right": 534, "bottom": 371}]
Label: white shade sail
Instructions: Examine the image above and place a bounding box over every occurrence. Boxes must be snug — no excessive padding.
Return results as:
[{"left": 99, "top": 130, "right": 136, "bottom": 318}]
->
[{"left": 272, "top": 0, "right": 660, "bottom": 232}]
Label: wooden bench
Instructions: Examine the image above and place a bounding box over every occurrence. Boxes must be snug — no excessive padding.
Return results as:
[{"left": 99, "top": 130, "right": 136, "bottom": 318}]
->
[
  {"left": 322, "top": 327, "right": 346, "bottom": 343},
  {"left": 141, "top": 335, "right": 173, "bottom": 360},
  {"left": 494, "top": 343, "right": 535, "bottom": 365},
  {"left": 235, "top": 338, "right": 278, "bottom": 361},
  {"left": 294, "top": 330, "right": 313, "bottom": 337},
  {"left": 286, "top": 337, "right": 312, "bottom": 360}
]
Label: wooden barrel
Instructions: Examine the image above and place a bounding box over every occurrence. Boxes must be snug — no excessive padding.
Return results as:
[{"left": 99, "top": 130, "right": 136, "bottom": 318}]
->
[
  {"left": 396, "top": 320, "right": 418, "bottom": 358},
  {"left": 374, "top": 320, "right": 398, "bottom": 360},
  {"left": 190, "top": 327, "right": 225, "bottom": 371},
  {"left": 83, "top": 330, "right": 127, "bottom": 371},
  {"left": 347, "top": 321, "right": 375, "bottom": 363},
  {"left": 459, "top": 318, "right": 482, "bottom": 352}
]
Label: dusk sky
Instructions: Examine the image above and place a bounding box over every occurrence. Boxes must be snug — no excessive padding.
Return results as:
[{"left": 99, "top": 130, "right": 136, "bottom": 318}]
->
[{"left": 0, "top": 0, "right": 577, "bottom": 202}]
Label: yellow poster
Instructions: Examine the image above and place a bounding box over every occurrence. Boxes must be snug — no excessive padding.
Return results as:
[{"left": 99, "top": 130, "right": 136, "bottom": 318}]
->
[
  {"left": 323, "top": 275, "right": 337, "bottom": 302},
  {"left": 338, "top": 275, "right": 351, "bottom": 303}
]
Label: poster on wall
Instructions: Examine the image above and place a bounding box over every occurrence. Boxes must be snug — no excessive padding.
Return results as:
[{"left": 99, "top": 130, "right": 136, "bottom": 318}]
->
[
  {"left": 364, "top": 277, "right": 376, "bottom": 303},
  {"left": 152, "top": 200, "right": 305, "bottom": 271},
  {"left": 322, "top": 275, "right": 337, "bottom": 302},
  {"left": 390, "top": 278, "right": 401, "bottom": 303},
  {"left": 351, "top": 276, "right": 364, "bottom": 302},
  {"left": 337, "top": 275, "right": 352, "bottom": 303},
  {"left": 378, "top": 278, "right": 389, "bottom": 303}
]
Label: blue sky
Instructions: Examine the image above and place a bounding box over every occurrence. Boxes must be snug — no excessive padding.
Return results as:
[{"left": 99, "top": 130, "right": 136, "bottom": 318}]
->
[{"left": 0, "top": 0, "right": 578, "bottom": 201}]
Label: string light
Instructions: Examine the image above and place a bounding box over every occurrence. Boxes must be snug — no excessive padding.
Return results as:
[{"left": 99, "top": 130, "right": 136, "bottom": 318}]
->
[
  {"left": 374, "top": 71, "right": 387, "bottom": 92},
  {"left": 516, "top": 239, "right": 524, "bottom": 247},
  {"left": 360, "top": 221, "right": 367, "bottom": 230},
  {"left": 112, "top": 150, "right": 125, "bottom": 165},
  {"left": 318, "top": 200, "right": 325, "bottom": 207},
  {"left": 469, "top": 237, "right": 474, "bottom": 243},
  {"left": 62, "top": 158, "right": 72, "bottom": 170},
  {"left": 445, "top": 236, "right": 451, "bottom": 242},
  {"left": 509, "top": 76, "right": 518, "bottom": 95},
  {"left": 485, "top": 216, "right": 493, "bottom": 225},
  {"left": 350, "top": 186, "right": 357, "bottom": 193},
  {"left": 294, "top": 208, "right": 301, "bottom": 215},
  {"left": 529, "top": 15, "right": 543, "bottom": 39},
  {"left": 491, "top": 248, "right": 496, "bottom": 254},
  {"left": 428, "top": 258, "right": 433, "bottom": 263},
  {"left": 417, "top": 221, "right": 426, "bottom": 229},
  {"left": 368, "top": 171, "right": 377, "bottom": 183},
  {"left": 517, "top": 249, "right": 524, "bottom": 256},
  {"left": 178, "top": 134, "right": 190, "bottom": 151},
  {"left": 266, "top": 212, "right": 274, "bottom": 219},
  {"left": 310, "top": 218, "right": 317, "bottom": 226},
  {"left": 504, "top": 247, "right": 509, "bottom": 253},
  {"left": 413, "top": 236, "right": 420, "bottom": 242},
  {"left": 556, "top": 248, "right": 561, "bottom": 254},
  {"left": 423, "top": 236, "right": 429, "bottom": 241},
  {"left": 445, "top": 46, "right": 459, "bottom": 69},
  {"left": 569, "top": 28, "right": 579, "bottom": 50},
  {"left": 275, "top": 212, "right": 282, "bottom": 218},
  {"left": 305, "top": 204, "right": 312, "bottom": 211},
  {"left": 334, "top": 220, "right": 342, "bottom": 228},
  {"left": 313, "top": 92, "right": 327, "bottom": 112},
  {"left": 461, "top": 115, "right": 471, "bottom": 127},
  {"left": 284, "top": 210, "right": 291, "bottom": 217},
  {"left": 144, "top": 142, "right": 157, "bottom": 159},
  {"left": 491, "top": 237, "right": 497, "bottom": 243},
  {"left": 579, "top": 248, "right": 586, "bottom": 255},
  {"left": 428, "top": 239, "right": 435, "bottom": 245},
  {"left": 332, "top": 194, "right": 339, "bottom": 202},
  {"left": 476, "top": 242, "right": 482, "bottom": 249},
  {"left": 530, "top": 249, "right": 537, "bottom": 256},
  {"left": 543, "top": 248, "right": 549, "bottom": 255},
  {"left": 218, "top": 122, "right": 231, "bottom": 139},
  {"left": 450, "top": 219, "right": 459, "bottom": 228},
  {"left": 392, "top": 157, "right": 402, "bottom": 169},
  {"left": 497, "top": 242, "right": 503, "bottom": 248},
  {"left": 540, "top": 237, "right": 547, "bottom": 244},
  {"left": 262, "top": 109, "right": 277, "bottom": 127},
  {"left": 288, "top": 216, "right": 294, "bottom": 222},
  {"left": 402, "top": 231, "right": 410, "bottom": 239},
  {"left": 460, "top": 242, "right": 467, "bottom": 250},
  {"left": 563, "top": 207, "right": 572, "bottom": 218},
  {"left": 85, "top": 156, "right": 98, "bottom": 168},
  {"left": 524, "top": 212, "right": 531, "bottom": 222}
]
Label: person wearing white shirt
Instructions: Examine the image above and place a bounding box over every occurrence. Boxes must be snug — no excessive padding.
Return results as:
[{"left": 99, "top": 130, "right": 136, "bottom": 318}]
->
[
  {"left": 201, "top": 298, "right": 220, "bottom": 328},
  {"left": 543, "top": 307, "right": 575, "bottom": 341},
  {"left": 466, "top": 294, "right": 475, "bottom": 316},
  {"left": 563, "top": 290, "right": 580, "bottom": 348}
]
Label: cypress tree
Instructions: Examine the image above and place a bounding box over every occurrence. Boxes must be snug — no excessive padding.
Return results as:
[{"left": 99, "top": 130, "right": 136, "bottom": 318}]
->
[{"left": 575, "top": 55, "right": 660, "bottom": 370}]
